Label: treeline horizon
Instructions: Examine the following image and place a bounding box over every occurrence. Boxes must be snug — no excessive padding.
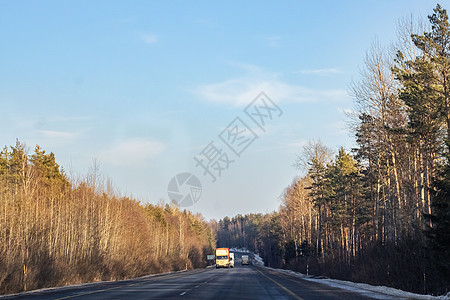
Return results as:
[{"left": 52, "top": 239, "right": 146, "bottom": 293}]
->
[
  {"left": 214, "top": 4, "right": 450, "bottom": 296},
  {"left": 0, "top": 140, "right": 215, "bottom": 295}
]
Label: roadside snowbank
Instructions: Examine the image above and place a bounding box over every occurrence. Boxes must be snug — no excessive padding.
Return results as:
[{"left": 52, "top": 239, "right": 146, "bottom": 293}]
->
[
  {"left": 267, "top": 267, "right": 450, "bottom": 300},
  {"left": 252, "top": 254, "right": 264, "bottom": 266}
]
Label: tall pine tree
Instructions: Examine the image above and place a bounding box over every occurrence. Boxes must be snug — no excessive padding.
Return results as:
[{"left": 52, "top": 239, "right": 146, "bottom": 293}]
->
[{"left": 425, "top": 141, "right": 450, "bottom": 284}]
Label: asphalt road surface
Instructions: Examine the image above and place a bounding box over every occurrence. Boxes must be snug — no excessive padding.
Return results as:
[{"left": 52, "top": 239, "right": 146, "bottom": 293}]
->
[{"left": 2, "top": 264, "right": 401, "bottom": 300}]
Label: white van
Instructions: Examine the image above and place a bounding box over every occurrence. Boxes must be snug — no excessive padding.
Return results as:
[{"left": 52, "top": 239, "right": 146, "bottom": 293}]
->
[{"left": 229, "top": 252, "right": 235, "bottom": 268}]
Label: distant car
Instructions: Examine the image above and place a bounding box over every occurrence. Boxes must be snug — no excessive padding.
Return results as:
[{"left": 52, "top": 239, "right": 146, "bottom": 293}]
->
[{"left": 242, "top": 255, "right": 249, "bottom": 265}]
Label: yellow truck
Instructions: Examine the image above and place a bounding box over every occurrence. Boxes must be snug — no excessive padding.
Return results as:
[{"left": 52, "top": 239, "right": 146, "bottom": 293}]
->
[{"left": 215, "top": 248, "right": 230, "bottom": 268}]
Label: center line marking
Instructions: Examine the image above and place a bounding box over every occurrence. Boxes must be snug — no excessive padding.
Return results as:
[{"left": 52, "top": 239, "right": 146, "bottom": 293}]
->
[
  {"left": 257, "top": 270, "right": 304, "bottom": 300},
  {"left": 180, "top": 291, "right": 186, "bottom": 296}
]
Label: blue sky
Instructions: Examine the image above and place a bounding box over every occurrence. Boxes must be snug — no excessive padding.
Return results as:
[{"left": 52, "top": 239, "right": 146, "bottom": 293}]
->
[{"left": 0, "top": 1, "right": 436, "bottom": 220}]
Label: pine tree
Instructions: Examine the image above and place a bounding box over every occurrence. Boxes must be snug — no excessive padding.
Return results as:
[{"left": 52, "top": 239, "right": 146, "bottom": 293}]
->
[
  {"left": 413, "top": 4, "right": 450, "bottom": 140},
  {"left": 424, "top": 141, "right": 450, "bottom": 281},
  {"left": 392, "top": 4, "right": 450, "bottom": 233},
  {"left": 30, "top": 145, "right": 68, "bottom": 190}
]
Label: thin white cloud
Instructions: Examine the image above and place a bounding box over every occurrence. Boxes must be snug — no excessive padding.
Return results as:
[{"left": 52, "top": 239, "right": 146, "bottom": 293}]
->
[
  {"left": 193, "top": 62, "right": 348, "bottom": 106},
  {"left": 226, "top": 61, "right": 266, "bottom": 73},
  {"left": 140, "top": 33, "right": 158, "bottom": 44},
  {"left": 296, "top": 68, "right": 342, "bottom": 75},
  {"left": 33, "top": 116, "right": 92, "bottom": 128},
  {"left": 98, "top": 138, "right": 165, "bottom": 166},
  {"left": 194, "top": 76, "right": 347, "bottom": 107},
  {"left": 37, "top": 130, "right": 77, "bottom": 139},
  {"left": 13, "top": 115, "right": 91, "bottom": 130}
]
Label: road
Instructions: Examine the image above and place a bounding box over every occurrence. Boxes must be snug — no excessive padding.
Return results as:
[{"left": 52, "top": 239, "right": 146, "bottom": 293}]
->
[{"left": 3, "top": 259, "right": 396, "bottom": 299}]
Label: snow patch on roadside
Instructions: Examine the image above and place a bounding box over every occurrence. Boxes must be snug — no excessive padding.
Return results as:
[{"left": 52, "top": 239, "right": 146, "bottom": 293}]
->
[
  {"left": 266, "top": 267, "right": 450, "bottom": 300},
  {"left": 252, "top": 254, "right": 264, "bottom": 266}
]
